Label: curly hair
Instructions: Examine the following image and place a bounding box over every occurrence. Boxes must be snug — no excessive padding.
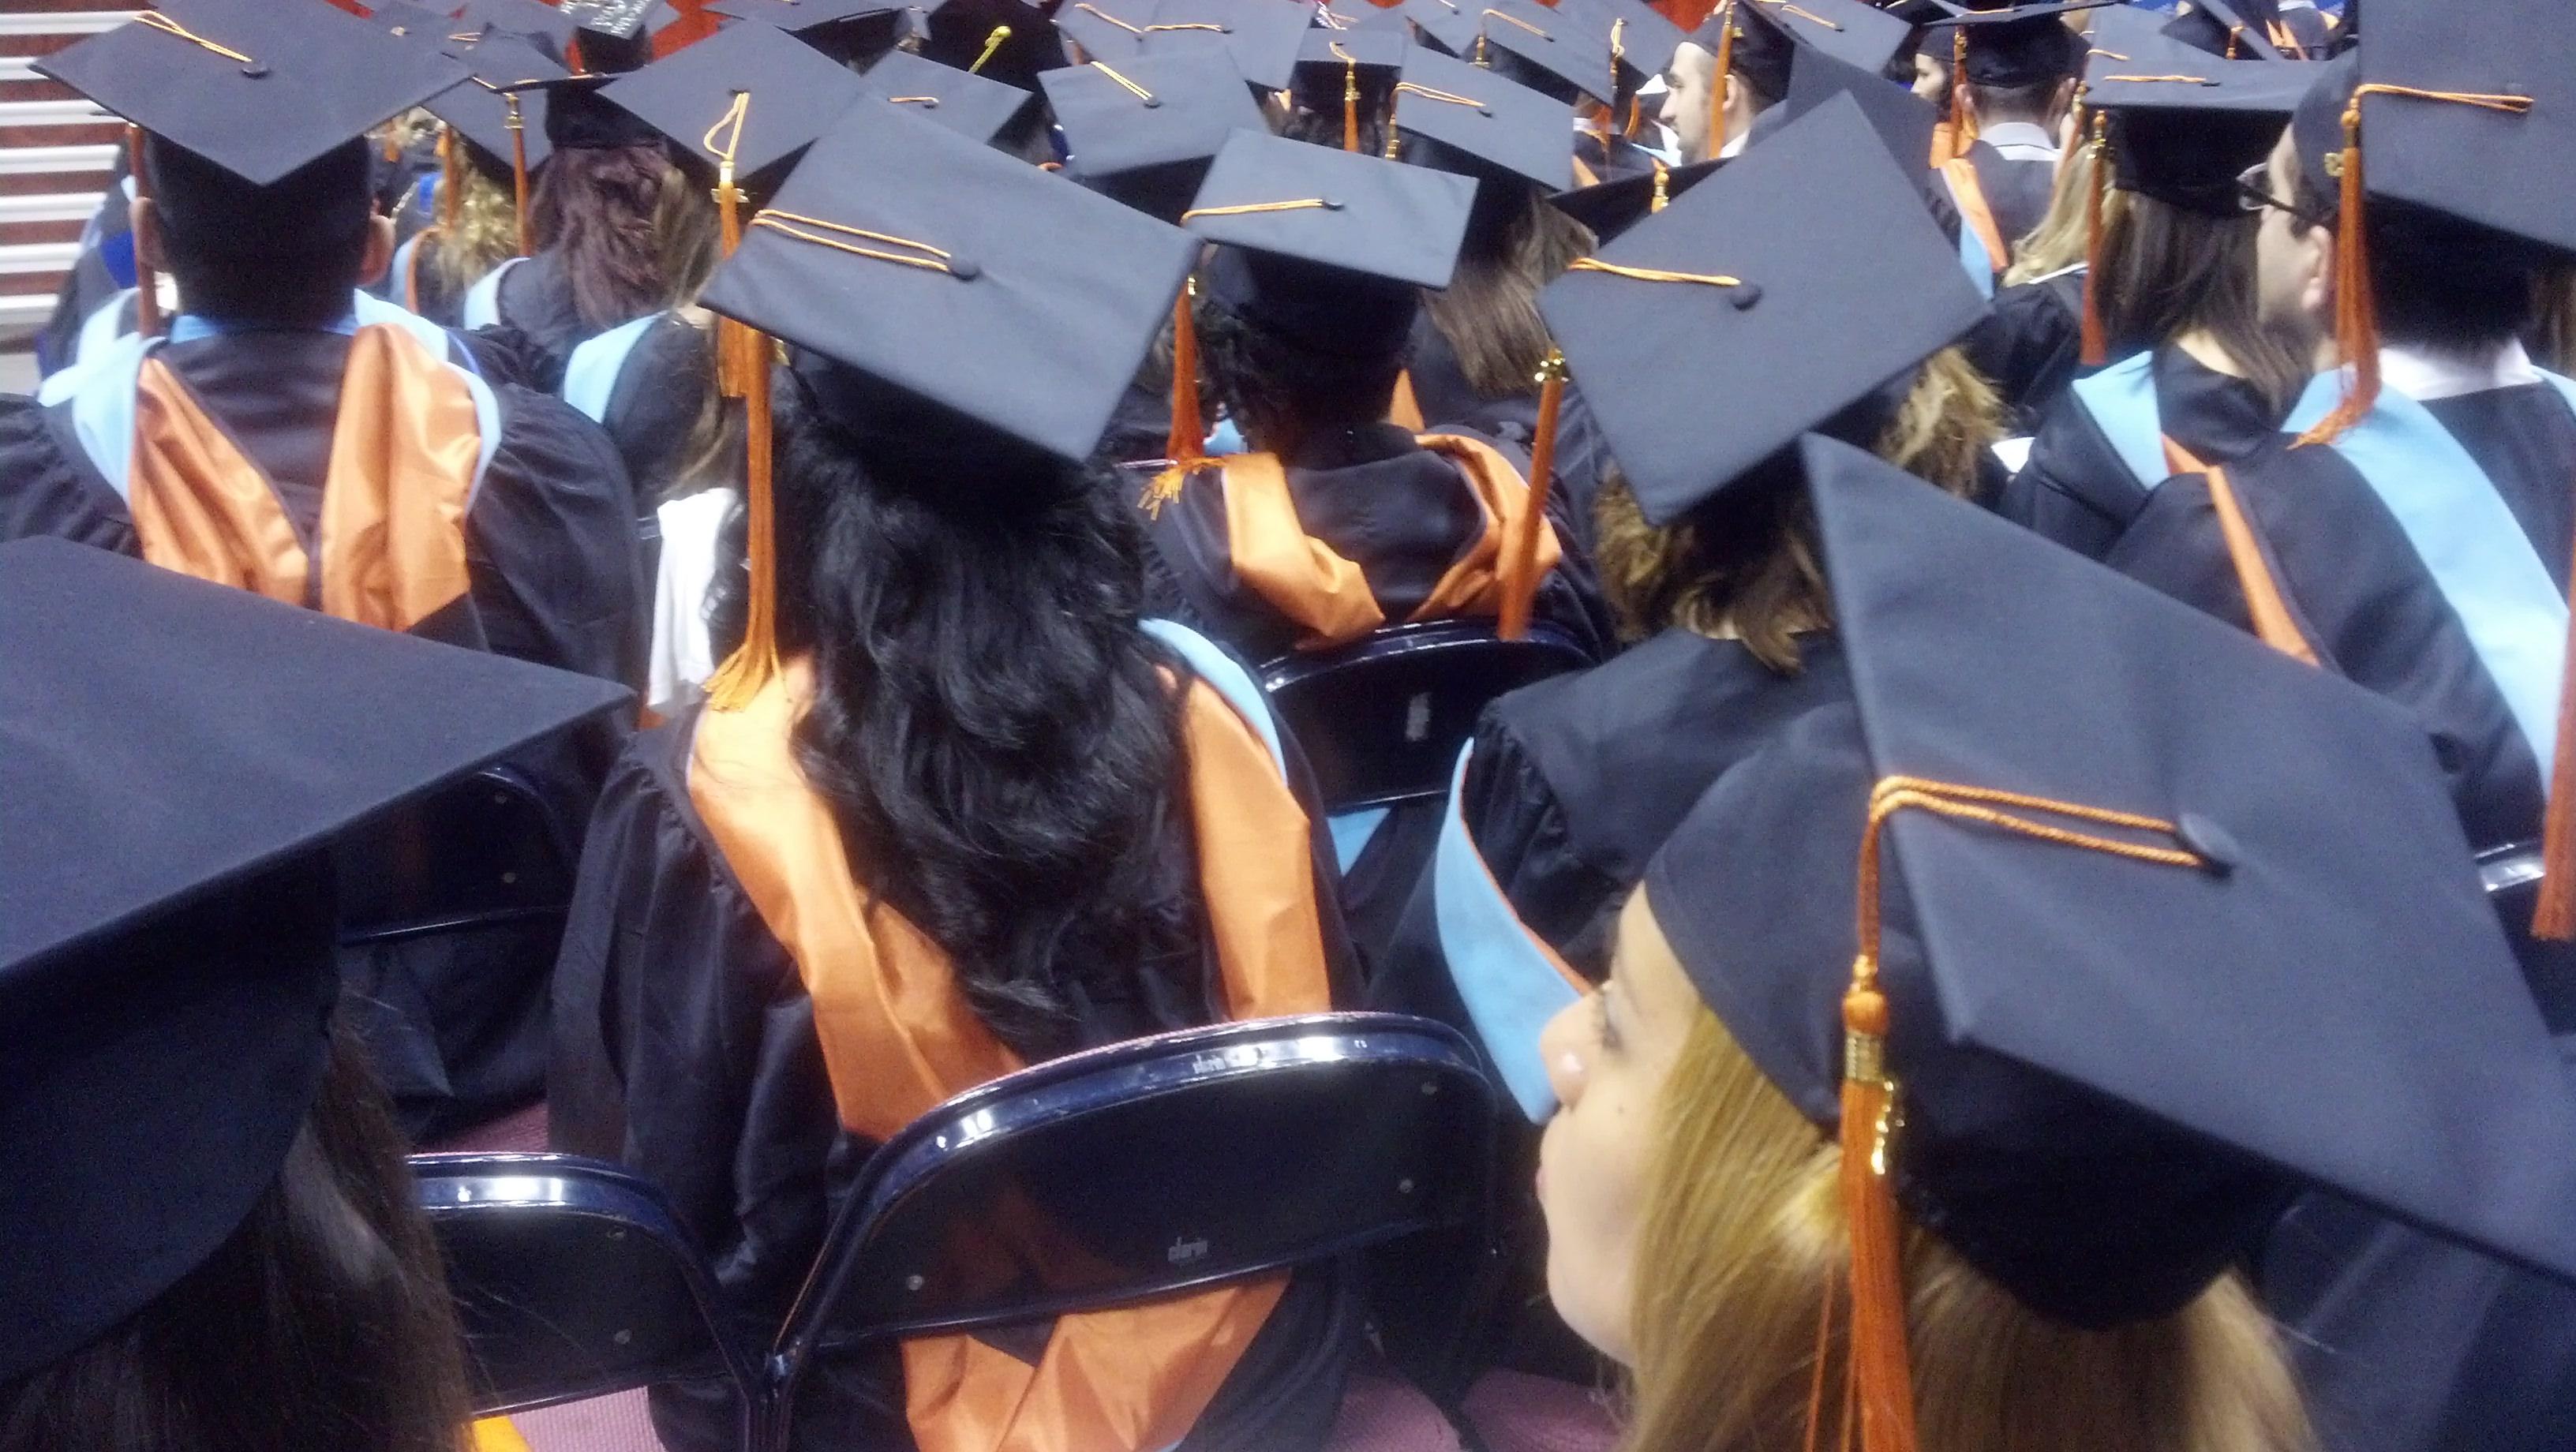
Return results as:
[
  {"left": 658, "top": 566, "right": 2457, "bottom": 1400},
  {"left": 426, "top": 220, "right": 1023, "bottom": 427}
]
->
[
  {"left": 1593, "top": 348, "right": 2004, "bottom": 669},
  {"left": 530, "top": 144, "right": 677, "bottom": 333},
  {"left": 429, "top": 156, "right": 522, "bottom": 303}
]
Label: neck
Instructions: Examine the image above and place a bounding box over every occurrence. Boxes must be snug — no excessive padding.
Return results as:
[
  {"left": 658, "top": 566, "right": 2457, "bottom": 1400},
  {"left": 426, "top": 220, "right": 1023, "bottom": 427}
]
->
[{"left": 2172, "top": 328, "right": 2248, "bottom": 379}]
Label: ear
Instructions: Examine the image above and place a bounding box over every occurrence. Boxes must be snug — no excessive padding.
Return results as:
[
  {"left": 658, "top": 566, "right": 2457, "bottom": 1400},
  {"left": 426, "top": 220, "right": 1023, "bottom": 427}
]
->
[
  {"left": 2304, "top": 223, "right": 2338, "bottom": 333},
  {"left": 356, "top": 211, "right": 397, "bottom": 289},
  {"left": 2051, "top": 77, "right": 2079, "bottom": 122},
  {"left": 132, "top": 196, "right": 166, "bottom": 275}
]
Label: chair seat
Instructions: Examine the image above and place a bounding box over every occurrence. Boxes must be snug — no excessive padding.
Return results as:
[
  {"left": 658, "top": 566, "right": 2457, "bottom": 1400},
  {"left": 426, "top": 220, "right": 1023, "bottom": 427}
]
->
[{"left": 1460, "top": 1370, "right": 1619, "bottom": 1452}]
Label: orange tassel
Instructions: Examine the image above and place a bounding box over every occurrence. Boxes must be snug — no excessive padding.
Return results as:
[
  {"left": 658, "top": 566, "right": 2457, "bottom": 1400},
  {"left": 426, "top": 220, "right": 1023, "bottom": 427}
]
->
[
  {"left": 1497, "top": 350, "right": 1566, "bottom": 641},
  {"left": 504, "top": 93, "right": 534, "bottom": 256},
  {"left": 1705, "top": 0, "right": 1736, "bottom": 160},
  {"left": 437, "top": 125, "right": 462, "bottom": 230},
  {"left": 2538, "top": 514, "right": 2576, "bottom": 940},
  {"left": 1166, "top": 281, "right": 1204, "bottom": 467},
  {"left": 2294, "top": 99, "right": 2377, "bottom": 447},
  {"left": 1837, "top": 987, "right": 1917, "bottom": 1452},
  {"left": 1344, "top": 54, "right": 1362, "bottom": 151},
  {"left": 126, "top": 125, "right": 164, "bottom": 339},
  {"left": 2079, "top": 110, "right": 2110, "bottom": 367},
  {"left": 1945, "top": 26, "right": 1969, "bottom": 158}
]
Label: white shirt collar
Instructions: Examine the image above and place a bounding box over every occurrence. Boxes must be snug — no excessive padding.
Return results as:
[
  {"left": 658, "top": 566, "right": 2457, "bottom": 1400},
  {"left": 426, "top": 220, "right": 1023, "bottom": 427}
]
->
[
  {"left": 2378, "top": 339, "right": 2544, "bottom": 403},
  {"left": 1979, "top": 121, "right": 2061, "bottom": 159},
  {"left": 1717, "top": 129, "right": 1749, "bottom": 160}
]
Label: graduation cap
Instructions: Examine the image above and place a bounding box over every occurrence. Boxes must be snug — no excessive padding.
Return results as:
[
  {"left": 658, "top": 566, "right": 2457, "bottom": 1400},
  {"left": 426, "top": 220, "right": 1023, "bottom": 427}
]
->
[
  {"left": 698, "top": 96, "right": 1198, "bottom": 461},
  {"left": 1773, "top": 40, "right": 1938, "bottom": 177},
  {"left": 2162, "top": 0, "right": 2289, "bottom": 61},
  {"left": 1638, "top": 433, "right": 2576, "bottom": 1375},
  {"left": 1141, "top": 0, "right": 1312, "bottom": 92},
  {"left": 1540, "top": 95, "right": 1983, "bottom": 525},
  {"left": 454, "top": 0, "right": 582, "bottom": 64},
  {"left": 1545, "top": 154, "right": 1720, "bottom": 239},
  {"left": 35, "top": 0, "right": 471, "bottom": 189},
  {"left": 1057, "top": 0, "right": 1155, "bottom": 62},
  {"left": 2087, "top": 53, "right": 2305, "bottom": 215},
  {"left": 1919, "top": 0, "right": 2112, "bottom": 87},
  {"left": 1388, "top": 44, "right": 1574, "bottom": 192},
  {"left": 1476, "top": 0, "right": 1616, "bottom": 106},
  {"left": 2076, "top": 0, "right": 2192, "bottom": 62},
  {"left": 1737, "top": 0, "right": 1915, "bottom": 81},
  {"left": 602, "top": 19, "right": 867, "bottom": 189},
  {"left": 1043, "top": 51, "right": 1268, "bottom": 222},
  {"left": 558, "top": 0, "right": 687, "bottom": 72},
  {"left": 1188, "top": 128, "right": 1476, "bottom": 357},
  {"left": 425, "top": 31, "right": 568, "bottom": 172},
  {"left": 0, "top": 537, "right": 629, "bottom": 1387},
  {"left": 854, "top": 47, "right": 1035, "bottom": 145},
  {"left": 710, "top": 0, "right": 909, "bottom": 64},
  {"left": 1399, "top": 0, "right": 1483, "bottom": 58},
  {"left": 917, "top": 0, "right": 1063, "bottom": 91},
  {"left": 2285, "top": 3, "right": 2570, "bottom": 448},
  {"left": 1600, "top": 0, "right": 1688, "bottom": 101},
  {"left": 368, "top": 0, "right": 461, "bottom": 43},
  {"left": 1292, "top": 26, "right": 1409, "bottom": 117}
]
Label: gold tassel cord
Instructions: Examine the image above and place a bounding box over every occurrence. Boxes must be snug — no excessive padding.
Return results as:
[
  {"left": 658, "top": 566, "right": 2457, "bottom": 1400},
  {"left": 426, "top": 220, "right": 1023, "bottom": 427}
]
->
[
  {"left": 133, "top": 9, "right": 259, "bottom": 64},
  {"left": 1649, "top": 156, "right": 1669, "bottom": 212},
  {"left": 1091, "top": 61, "right": 1158, "bottom": 103},
  {"left": 968, "top": 24, "right": 1013, "bottom": 74},
  {"left": 1178, "top": 197, "right": 1335, "bottom": 221},
  {"left": 1567, "top": 256, "right": 1746, "bottom": 290}
]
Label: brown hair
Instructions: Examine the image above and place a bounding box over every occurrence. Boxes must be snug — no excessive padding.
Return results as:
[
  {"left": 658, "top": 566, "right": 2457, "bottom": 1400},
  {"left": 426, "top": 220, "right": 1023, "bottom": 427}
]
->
[
  {"left": 1420, "top": 181, "right": 1597, "bottom": 398},
  {"left": 2099, "top": 193, "right": 2308, "bottom": 413},
  {"left": 530, "top": 143, "right": 682, "bottom": 332},
  {"left": 1591, "top": 347, "right": 2004, "bottom": 667},
  {"left": 2532, "top": 264, "right": 2576, "bottom": 375},
  {"left": 1619, "top": 1007, "right": 2314, "bottom": 1452},
  {"left": 0, "top": 1022, "right": 476, "bottom": 1452}
]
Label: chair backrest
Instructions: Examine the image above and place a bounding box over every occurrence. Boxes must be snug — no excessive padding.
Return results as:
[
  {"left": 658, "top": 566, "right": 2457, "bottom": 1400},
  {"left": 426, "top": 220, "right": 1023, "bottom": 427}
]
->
[
  {"left": 414, "top": 1152, "right": 752, "bottom": 1422},
  {"left": 2481, "top": 840, "right": 2545, "bottom": 917},
  {"left": 339, "top": 764, "right": 578, "bottom": 945},
  {"left": 768, "top": 1013, "right": 1494, "bottom": 1413},
  {"left": 1261, "top": 619, "right": 1593, "bottom": 814}
]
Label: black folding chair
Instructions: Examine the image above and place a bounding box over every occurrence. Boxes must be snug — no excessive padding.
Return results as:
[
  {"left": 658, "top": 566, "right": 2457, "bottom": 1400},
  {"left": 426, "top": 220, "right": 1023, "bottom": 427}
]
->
[
  {"left": 337, "top": 764, "right": 578, "bottom": 947},
  {"left": 758, "top": 1012, "right": 1496, "bottom": 1452},
  {"left": 1260, "top": 620, "right": 1593, "bottom": 814},
  {"left": 414, "top": 1151, "right": 754, "bottom": 1442}
]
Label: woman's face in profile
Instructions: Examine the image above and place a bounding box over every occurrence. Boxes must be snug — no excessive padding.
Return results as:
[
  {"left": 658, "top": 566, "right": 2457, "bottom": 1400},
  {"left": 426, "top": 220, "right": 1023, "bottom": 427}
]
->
[{"left": 1533, "top": 889, "right": 1699, "bottom": 1366}]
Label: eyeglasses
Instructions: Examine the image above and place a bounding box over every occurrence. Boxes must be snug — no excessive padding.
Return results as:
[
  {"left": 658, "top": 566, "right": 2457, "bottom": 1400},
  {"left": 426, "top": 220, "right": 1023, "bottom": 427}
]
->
[{"left": 2235, "top": 161, "right": 2323, "bottom": 226}]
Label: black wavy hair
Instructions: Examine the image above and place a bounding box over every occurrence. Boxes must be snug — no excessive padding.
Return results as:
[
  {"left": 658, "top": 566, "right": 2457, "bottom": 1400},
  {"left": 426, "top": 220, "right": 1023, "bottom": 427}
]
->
[{"left": 713, "top": 388, "right": 1207, "bottom": 1061}]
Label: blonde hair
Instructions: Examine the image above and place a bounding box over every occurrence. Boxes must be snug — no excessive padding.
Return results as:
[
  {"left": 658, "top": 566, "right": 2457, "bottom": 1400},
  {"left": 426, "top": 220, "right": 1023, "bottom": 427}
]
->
[
  {"left": 429, "top": 160, "right": 522, "bottom": 303},
  {"left": 2001, "top": 137, "right": 2109, "bottom": 286},
  {"left": 1619, "top": 1008, "right": 2313, "bottom": 1452},
  {"left": 1591, "top": 347, "right": 2005, "bottom": 662}
]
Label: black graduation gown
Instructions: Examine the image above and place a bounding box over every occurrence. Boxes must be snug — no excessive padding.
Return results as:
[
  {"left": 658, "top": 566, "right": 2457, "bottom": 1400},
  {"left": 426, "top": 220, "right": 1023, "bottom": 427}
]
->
[
  {"left": 2000, "top": 345, "right": 2286, "bottom": 560},
  {"left": 1945, "top": 137, "right": 2056, "bottom": 259},
  {"left": 483, "top": 249, "right": 598, "bottom": 380},
  {"left": 583, "top": 312, "right": 724, "bottom": 508},
  {"left": 0, "top": 327, "right": 648, "bottom": 1137},
  {"left": 2107, "top": 387, "right": 2576, "bottom": 1452},
  {"left": 548, "top": 702, "right": 1365, "bottom": 1452},
  {"left": 1960, "top": 266, "right": 2087, "bottom": 435},
  {"left": 1140, "top": 421, "right": 1619, "bottom": 966}
]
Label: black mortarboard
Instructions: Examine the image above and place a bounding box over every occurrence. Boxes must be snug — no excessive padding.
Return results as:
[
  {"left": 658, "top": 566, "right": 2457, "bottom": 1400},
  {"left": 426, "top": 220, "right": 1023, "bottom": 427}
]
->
[
  {"left": 1389, "top": 44, "right": 1574, "bottom": 191},
  {"left": 1688, "top": 2, "right": 1794, "bottom": 105},
  {"left": 369, "top": 0, "right": 459, "bottom": 43},
  {"left": 0, "top": 538, "right": 629, "bottom": 1385},
  {"left": 698, "top": 98, "right": 1197, "bottom": 462},
  {"left": 1291, "top": 26, "right": 1410, "bottom": 117},
  {"left": 710, "top": 0, "right": 908, "bottom": 65},
  {"left": 1640, "top": 434, "right": 2576, "bottom": 1329},
  {"left": 557, "top": 0, "right": 687, "bottom": 72},
  {"left": 2290, "top": 0, "right": 2576, "bottom": 258},
  {"left": 918, "top": 0, "right": 1064, "bottom": 92},
  {"left": 35, "top": 0, "right": 470, "bottom": 189},
  {"left": 427, "top": 32, "right": 568, "bottom": 171},
  {"left": 2087, "top": 52, "right": 2304, "bottom": 216},
  {"left": 1775, "top": 41, "right": 1938, "bottom": 177},
  {"left": 2161, "top": 0, "right": 2287, "bottom": 61},
  {"left": 455, "top": 0, "right": 581, "bottom": 64},
  {"left": 1539, "top": 97, "right": 1983, "bottom": 524},
  {"left": 1189, "top": 129, "right": 1475, "bottom": 356},
  {"left": 1735, "top": 0, "right": 1914, "bottom": 80},
  {"left": 1043, "top": 51, "right": 1268, "bottom": 223},
  {"left": 1400, "top": 0, "right": 1482, "bottom": 57},
  {"left": 1316, "top": 1, "right": 1415, "bottom": 36},
  {"left": 1057, "top": 0, "right": 1155, "bottom": 62},
  {"left": 1477, "top": 0, "right": 1616, "bottom": 106},
  {"left": 514, "top": 71, "right": 661, "bottom": 152},
  {"left": 1919, "top": 0, "right": 2110, "bottom": 87},
  {"left": 1600, "top": 0, "right": 1687, "bottom": 98},
  {"left": 602, "top": 19, "right": 867, "bottom": 186},
  {"left": 1143, "top": 0, "right": 1313, "bottom": 92},
  {"left": 855, "top": 47, "right": 1036, "bottom": 145},
  {"left": 1545, "top": 155, "right": 1721, "bottom": 240},
  {"left": 2077, "top": 0, "right": 2192, "bottom": 62}
]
